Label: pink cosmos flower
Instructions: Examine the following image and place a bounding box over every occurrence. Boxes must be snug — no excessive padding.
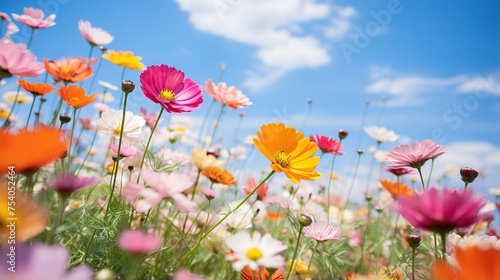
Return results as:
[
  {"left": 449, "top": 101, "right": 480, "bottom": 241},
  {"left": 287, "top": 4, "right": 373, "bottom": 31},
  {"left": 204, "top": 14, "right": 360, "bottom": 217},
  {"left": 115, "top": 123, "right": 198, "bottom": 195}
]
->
[
  {"left": 0, "top": 12, "right": 19, "bottom": 38},
  {"left": 138, "top": 169, "right": 198, "bottom": 213},
  {"left": 384, "top": 167, "right": 415, "bottom": 176},
  {"left": 309, "top": 134, "right": 345, "bottom": 155},
  {"left": 203, "top": 187, "right": 216, "bottom": 200},
  {"left": 393, "top": 188, "right": 487, "bottom": 234},
  {"left": 117, "top": 230, "right": 163, "bottom": 254},
  {"left": 48, "top": 173, "right": 98, "bottom": 196},
  {"left": 303, "top": 222, "right": 341, "bottom": 242},
  {"left": 123, "top": 183, "right": 163, "bottom": 213},
  {"left": 386, "top": 139, "right": 445, "bottom": 169},
  {"left": 139, "top": 107, "right": 160, "bottom": 128},
  {"left": 140, "top": 64, "right": 203, "bottom": 113},
  {"left": 173, "top": 269, "right": 205, "bottom": 280},
  {"left": 78, "top": 118, "right": 94, "bottom": 130},
  {"left": 110, "top": 143, "right": 136, "bottom": 157},
  {"left": 243, "top": 177, "right": 269, "bottom": 200},
  {"left": 12, "top": 7, "right": 56, "bottom": 29},
  {"left": 78, "top": 20, "right": 114, "bottom": 46},
  {"left": 0, "top": 40, "right": 44, "bottom": 79},
  {"left": 0, "top": 243, "right": 92, "bottom": 280},
  {"left": 204, "top": 79, "right": 252, "bottom": 109}
]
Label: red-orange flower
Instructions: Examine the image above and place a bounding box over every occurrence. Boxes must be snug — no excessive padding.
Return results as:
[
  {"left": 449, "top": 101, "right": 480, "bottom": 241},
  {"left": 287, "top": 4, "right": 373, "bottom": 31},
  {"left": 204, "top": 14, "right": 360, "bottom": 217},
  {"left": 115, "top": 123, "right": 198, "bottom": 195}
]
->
[
  {"left": 44, "top": 57, "right": 93, "bottom": 83},
  {"left": 379, "top": 178, "right": 413, "bottom": 198},
  {"left": 241, "top": 266, "right": 284, "bottom": 280},
  {"left": 432, "top": 246, "right": 500, "bottom": 280},
  {"left": 58, "top": 84, "right": 97, "bottom": 109},
  {"left": 18, "top": 79, "right": 55, "bottom": 96},
  {"left": 202, "top": 167, "right": 236, "bottom": 186},
  {"left": 0, "top": 127, "right": 68, "bottom": 174}
]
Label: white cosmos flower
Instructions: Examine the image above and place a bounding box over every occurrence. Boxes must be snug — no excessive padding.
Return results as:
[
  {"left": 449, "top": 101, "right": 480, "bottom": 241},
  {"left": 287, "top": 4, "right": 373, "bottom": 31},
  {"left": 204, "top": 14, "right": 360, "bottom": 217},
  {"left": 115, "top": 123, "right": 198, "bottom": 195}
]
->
[
  {"left": 3, "top": 90, "right": 33, "bottom": 104},
  {"left": 225, "top": 230, "right": 287, "bottom": 271},
  {"left": 98, "top": 81, "right": 118, "bottom": 91},
  {"left": 219, "top": 201, "right": 253, "bottom": 230},
  {"left": 364, "top": 126, "right": 399, "bottom": 143},
  {"left": 78, "top": 20, "right": 114, "bottom": 46},
  {"left": 96, "top": 108, "right": 146, "bottom": 140}
]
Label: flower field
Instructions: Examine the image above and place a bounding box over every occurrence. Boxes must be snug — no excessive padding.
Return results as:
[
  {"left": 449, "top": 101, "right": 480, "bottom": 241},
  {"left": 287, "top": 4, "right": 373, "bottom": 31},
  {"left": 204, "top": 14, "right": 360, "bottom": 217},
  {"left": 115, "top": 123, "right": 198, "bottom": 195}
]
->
[{"left": 1, "top": 5, "right": 499, "bottom": 280}]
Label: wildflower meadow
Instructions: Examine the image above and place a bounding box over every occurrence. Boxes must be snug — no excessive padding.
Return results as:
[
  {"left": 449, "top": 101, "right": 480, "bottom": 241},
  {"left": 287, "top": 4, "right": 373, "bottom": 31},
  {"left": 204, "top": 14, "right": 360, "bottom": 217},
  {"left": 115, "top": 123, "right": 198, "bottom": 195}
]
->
[{"left": 1, "top": 3, "right": 499, "bottom": 280}]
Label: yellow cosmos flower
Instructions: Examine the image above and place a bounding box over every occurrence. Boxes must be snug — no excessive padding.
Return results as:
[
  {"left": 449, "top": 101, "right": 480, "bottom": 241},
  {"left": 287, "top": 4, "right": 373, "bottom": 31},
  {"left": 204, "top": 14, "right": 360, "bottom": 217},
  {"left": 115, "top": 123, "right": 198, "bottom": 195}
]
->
[
  {"left": 102, "top": 50, "right": 145, "bottom": 70},
  {"left": 253, "top": 123, "right": 321, "bottom": 183}
]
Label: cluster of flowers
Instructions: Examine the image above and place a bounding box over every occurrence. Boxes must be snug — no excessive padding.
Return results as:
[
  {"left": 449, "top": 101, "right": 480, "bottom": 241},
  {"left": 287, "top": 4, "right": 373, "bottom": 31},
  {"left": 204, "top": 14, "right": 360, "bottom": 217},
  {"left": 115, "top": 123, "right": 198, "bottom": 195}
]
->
[{"left": 1, "top": 6, "right": 499, "bottom": 280}]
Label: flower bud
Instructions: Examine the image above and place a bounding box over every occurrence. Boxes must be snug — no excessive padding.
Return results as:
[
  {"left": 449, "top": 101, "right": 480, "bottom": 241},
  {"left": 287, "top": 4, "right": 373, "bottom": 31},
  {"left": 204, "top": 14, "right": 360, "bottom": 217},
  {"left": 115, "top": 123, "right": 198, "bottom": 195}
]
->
[
  {"left": 59, "top": 114, "right": 71, "bottom": 124},
  {"left": 298, "top": 214, "right": 313, "bottom": 227},
  {"left": 460, "top": 167, "right": 479, "bottom": 184},
  {"left": 338, "top": 129, "right": 348, "bottom": 140},
  {"left": 95, "top": 268, "right": 114, "bottom": 280},
  {"left": 121, "top": 80, "right": 135, "bottom": 94},
  {"left": 406, "top": 231, "right": 421, "bottom": 248}
]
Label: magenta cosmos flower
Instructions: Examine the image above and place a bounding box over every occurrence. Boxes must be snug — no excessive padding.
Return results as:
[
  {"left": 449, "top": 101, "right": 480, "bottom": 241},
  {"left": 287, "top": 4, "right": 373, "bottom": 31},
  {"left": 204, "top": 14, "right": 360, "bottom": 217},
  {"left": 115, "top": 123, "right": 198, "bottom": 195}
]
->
[
  {"left": 204, "top": 79, "right": 252, "bottom": 109},
  {"left": 78, "top": 20, "right": 114, "bottom": 46},
  {"left": 140, "top": 64, "right": 203, "bottom": 113},
  {"left": 12, "top": 7, "right": 56, "bottom": 29},
  {"left": 393, "top": 188, "right": 486, "bottom": 234},
  {"left": 303, "top": 222, "right": 341, "bottom": 242},
  {"left": 309, "top": 134, "right": 345, "bottom": 155},
  {"left": 48, "top": 173, "right": 98, "bottom": 196},
  {"left": 386, "top": 139, "right": 445, "bottom": 169},
  {"left": 0, "top": 40, "right": 44, "bottom": 79},
  {"left": 117, "top": 230, "right": 163, "bottom": 254}
]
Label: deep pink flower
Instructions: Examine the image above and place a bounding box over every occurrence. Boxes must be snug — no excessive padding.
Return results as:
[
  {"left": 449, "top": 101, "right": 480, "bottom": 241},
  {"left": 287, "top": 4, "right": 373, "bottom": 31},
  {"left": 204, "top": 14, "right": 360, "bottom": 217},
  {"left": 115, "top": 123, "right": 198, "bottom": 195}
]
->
[
  {"left": 309, "top": 134, "right": 345, "bottom": 155},
  {"left": 243, "top": 177, "right": 269, "bottom": 200},
  {"left": 12, "top": 7, "right": 56, "bottom": 29},
  {"left": 0, "top": 40, "right": 44, "bottom": 79},
  {"left": 383, "top": 167, "right": 415, "bottom": 176},
  {"left": 386, "top": 139, "right": 445, "bottom": 169},
  {"left": 303, "top": 222, "right": 341, "bottom": 242},
  {"left": 393, "top": 188, "right": 487, "bottom": 234},
  {"left": 204, "top": 79, "right": 252, "bottom": 109},
  {"left": 140, "top": 64, "right": 203, "bottom": 113},
  {"left": 117, "top": 230, "right": 163, "bottom": 254},
  {"left": 48, "top": 173, "right": 98, "bottom": 195},
  {"left": 78, "top": 20, "right": 114, "bottom": 46}
]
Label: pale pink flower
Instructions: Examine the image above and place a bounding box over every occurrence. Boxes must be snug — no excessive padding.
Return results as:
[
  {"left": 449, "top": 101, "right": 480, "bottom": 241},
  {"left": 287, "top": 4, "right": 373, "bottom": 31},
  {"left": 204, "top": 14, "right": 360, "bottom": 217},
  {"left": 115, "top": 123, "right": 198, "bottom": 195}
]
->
[
  {"left": 78, "top": 20, "right": 114, "bottom": 46},
  {"left": 117, "top": 230, "right": 163, "bottom": 254},
  {"left": 0, "top": 243, "right": 92, "bottom": 280},
  {"left": 123, "top": 183, "right": 162, "bottom": 213},
  {"left": 78, "top": 118, "right": 94, "bottom": 130},
  {"left": 0, "top": 40, "right": 44, "bottom": 78},
  {"left": 0, "top": 12, "right": 19, "bottom": 37},
  {"left": 48, "top": 173, "right": 98, "bottom": 196},
  {"left": 393, "top": 188, "right": 487, "bottom": 234},
  {"left": 12, "top": 7, "right": 56, "bottom": 29},
  {"left": 110, "top": 143, "right": 136, "bottom": 157},
  {"left": 203, "top": 187, "right": 216, "bottom": 200},
  {"left": 173, "top": 269, "right": 205, "bottom": 280},
  {"left": 364, "top": 126, "right": 399, "bottom": 143},
  {"left": 303, "top": 222, "right": 341, "bottom": 242},
  {"left": 386, "top": 139, "right": 445, "bottom": 169},
  {"left": 139, "top": 107, "right": 160, "bottom": 128},
  {"left": 204, "top": 79, "right": 251, "bottom": 109}
]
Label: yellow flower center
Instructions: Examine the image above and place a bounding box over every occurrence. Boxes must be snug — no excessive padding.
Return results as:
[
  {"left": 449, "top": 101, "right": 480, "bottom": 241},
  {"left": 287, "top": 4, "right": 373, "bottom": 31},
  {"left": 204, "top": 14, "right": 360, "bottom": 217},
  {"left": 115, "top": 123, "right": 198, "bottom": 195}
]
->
[
  {"left": 61, "top": 67, "right": 72, "bottom": 74},
  {"left": 114, "top": 126, "right": 121, "bottom": 135},
  {"left": 0, "top": 109, "right": 9, "bottom": 119},
  {"left": 160, "top": 89, "right": 175, "bottom": 101},
  {"left": 274, "top": 150, "right": 291, "bottom": 168},
  {"left": 246, "top": 247, "right": 263, "bottom": 261}
]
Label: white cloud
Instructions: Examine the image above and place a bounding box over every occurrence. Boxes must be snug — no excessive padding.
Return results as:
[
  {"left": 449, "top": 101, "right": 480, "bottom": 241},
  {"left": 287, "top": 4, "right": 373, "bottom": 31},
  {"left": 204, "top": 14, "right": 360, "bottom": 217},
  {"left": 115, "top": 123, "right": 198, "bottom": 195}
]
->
[
  {"left": 176, "top": 0, "right": 355, "bottom": 91},
  {"left": 365, "top": 66, "right": 500, "bottom": 106}
]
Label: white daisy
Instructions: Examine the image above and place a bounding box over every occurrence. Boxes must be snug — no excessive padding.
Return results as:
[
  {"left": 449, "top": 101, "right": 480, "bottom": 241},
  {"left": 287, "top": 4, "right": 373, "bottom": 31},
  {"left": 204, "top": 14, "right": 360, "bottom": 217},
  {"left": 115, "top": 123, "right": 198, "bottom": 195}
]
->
[
  {"left": 225, "top": 230, "right": 287, "bottom": 271},
  {"left": 96, "top": 108, "right": 146, "bottom": 140},
  {"left": 364, "top": 126, "right": 399, "bottom": 143}
]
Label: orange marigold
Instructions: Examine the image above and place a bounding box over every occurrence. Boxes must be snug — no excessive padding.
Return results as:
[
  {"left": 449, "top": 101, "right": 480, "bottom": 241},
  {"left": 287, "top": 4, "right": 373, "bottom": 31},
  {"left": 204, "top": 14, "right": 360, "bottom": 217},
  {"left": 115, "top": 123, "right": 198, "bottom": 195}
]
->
[
  {"left": 241, "top": 265, "right": 284, "bottom": 280},
  {"left": 44, "top": 57, "right": 93, "bottom": 83},
  {"left": 202, "top": 167, "right": 236, "bottom": 186},
  {"left": 379, "top": 178, "right": 413, "bottom": 198},
  {"left": 0, "top": 127, "right": 68, "bottom": 174},
  {"left": 58, "top": 84, "right": 97, "bottom": 109},
  {"left": 18, "top": 79, "right": 55, "bottom": 96}
]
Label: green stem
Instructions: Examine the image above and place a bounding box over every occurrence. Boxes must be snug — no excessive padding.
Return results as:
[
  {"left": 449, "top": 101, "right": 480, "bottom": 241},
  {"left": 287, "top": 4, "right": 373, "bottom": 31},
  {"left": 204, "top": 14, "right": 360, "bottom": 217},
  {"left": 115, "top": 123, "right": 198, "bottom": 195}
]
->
[
  {"left": 76, "top": 129, "right": 98, "bottom": 175},
  {"left": 207, "top": 104, "right": 226, "bottom": 148},
  {"left": 425, "top": 158, "right": 435, "bottom": 189},
  {"left": 411, "top": 247, "right": 416, "bottom": 280},
  {"left": 66, "top": 107, "right": 78, "bottom": 169},
  {"left": 341, "top": 152, "right": 363, "bottom": 224},
  {"left": 416, "top": 166, "right": 426, "bottom": 190},
  {"left": 50, "top": 97, "right": 64, "bottom": 127},
  {"left": 190, "top": 170, "right": 202, "bottom": 200},
  {"left": 440, "top": 232, "right": 447, "bottom": 260},
  {"left": 326, "top": 139, "right": 342, "bottom": 224},
  {"left": 137, "top": 107, "right": 164, "bottom": 183},
  {"left": 286, "top": 224, "right": 305, "bottom": 280},
  {"left": 25, "top": 96, "right": 37, "bottom": 127},
  {"left": 308, "top": 241, "right": 320, "bottom": 272}
]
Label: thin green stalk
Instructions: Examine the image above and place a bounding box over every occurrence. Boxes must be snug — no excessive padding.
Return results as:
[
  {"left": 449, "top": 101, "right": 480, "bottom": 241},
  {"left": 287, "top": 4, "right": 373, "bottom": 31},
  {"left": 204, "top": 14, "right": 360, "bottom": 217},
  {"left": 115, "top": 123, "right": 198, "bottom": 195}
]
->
[
  {"left": 440, "top": 232, "right": 447, "bottom": 260},
  {"left": 207, "top": 104, "right": 226, "bottom": 148},
  {"left": 25, "top": 96, "right": 37, "bottom": 127},
  {"left": 137, "top": 107, "right": 164, "bottom": 183},
  {"left": 416, "top": 166, "right": 426, "bottom": 190},
  {"left": 286, "top": 224, "right": 305, "bottom": 280},
  {"left": 411, "top": 247, "right": 416, "bottom": 280},
  {"left": 76, "top": 129, "right": 98, "bottom": 175},
  {"left": 326, "top": 139, "right": 342, "bottom": 224},
  {"left": 190, "top": 170, "right": 202, "bottom": 200},
  {"left": 50, "top": 97, "right": 64, "bottom": 126},
  {"left": 425, "top": 158, "right": 436, "bottom": 188},
  {"left": 341, "top": 152, "right": 363, "bottom": 224},
  {"left": 66, "top": 107, "right": 78, "bottom": 169},
  {"left": 307, "top": 241, "right": 320, "bottom": 272}
]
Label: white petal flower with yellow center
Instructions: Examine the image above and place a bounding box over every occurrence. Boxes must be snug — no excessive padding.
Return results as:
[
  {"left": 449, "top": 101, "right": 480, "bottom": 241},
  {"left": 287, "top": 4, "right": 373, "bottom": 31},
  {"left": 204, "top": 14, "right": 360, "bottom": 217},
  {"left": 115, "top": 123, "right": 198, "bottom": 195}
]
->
[
  {"left": 225, "top": 230, "right": 287, "bottom": 271},
  {"left": 96, "top": 108, "right": 146, "bottom": 140},
  {"left": 364, "top": 126, "right": 399, "bottom": 143}
]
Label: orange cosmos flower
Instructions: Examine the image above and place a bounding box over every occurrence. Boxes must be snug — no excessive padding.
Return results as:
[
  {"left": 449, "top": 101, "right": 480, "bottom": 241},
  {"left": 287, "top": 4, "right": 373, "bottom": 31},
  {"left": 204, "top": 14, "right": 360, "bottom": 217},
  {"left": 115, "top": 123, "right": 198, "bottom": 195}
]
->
[
  {"left": 18, "top": 79, "right": 55, "bottom": 96},
  {"left": 0, "top": 127, "right": 68, "bottom": 174},
  {"left": 241, "top": 265, "right": 284, "bottom": 280},
  {"left": 102, "top": 50, "right": 145, "bottom": 70},
  {"left": 44, "top": 57, "right": 93, "bottom": 83},
  {"left": 0, "top": 183, "right": 48, "bottom": 242},
  {"left": 432, "top": 246, "right": 500, "bottom": 280},
  {"left": 58, "top": 84, "right": 98, "bottom": 109},
  {"left": 379, "top": 179, "right": 413, "bottom": 198},
  {"left": 202, "top": 167, "right": 236, "bottom": 186},
  {"left": 253, "top": 123, "right": 321, "bottom": 183}
]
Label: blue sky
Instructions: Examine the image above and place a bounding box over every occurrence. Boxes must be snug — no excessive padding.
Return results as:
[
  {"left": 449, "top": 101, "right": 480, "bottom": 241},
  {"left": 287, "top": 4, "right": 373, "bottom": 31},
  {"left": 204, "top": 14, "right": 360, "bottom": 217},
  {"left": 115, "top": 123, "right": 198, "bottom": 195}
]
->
[{"left": 1, "top": 0, "right": 499, "bottom": 202}]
